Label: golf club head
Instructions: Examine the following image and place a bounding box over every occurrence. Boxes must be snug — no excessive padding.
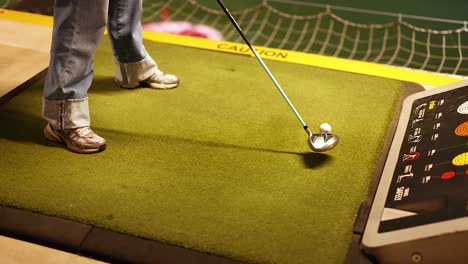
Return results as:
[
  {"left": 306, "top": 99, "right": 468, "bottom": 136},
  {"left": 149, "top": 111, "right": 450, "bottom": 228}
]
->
[{"left": 308, "top": 132, "right": 340, "bottom": 152}]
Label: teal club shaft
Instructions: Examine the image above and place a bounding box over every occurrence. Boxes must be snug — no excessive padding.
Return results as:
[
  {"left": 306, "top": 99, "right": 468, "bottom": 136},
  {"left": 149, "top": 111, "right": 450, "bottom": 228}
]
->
[{"left": 217, "top": 0, "right": 311, "bottom": 133}]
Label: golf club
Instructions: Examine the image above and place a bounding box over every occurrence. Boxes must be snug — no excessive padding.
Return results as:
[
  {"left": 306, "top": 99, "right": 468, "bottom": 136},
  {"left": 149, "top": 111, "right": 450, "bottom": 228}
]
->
[{"left": 217, "top": 0, "right": 339, "bottom": 152}]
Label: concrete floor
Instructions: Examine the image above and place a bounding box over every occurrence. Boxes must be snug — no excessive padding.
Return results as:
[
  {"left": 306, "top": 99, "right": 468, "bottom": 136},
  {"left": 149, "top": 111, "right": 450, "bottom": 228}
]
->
[
  {"left": 0, "top": 19, "right": 49, "bottom": 97},
  {"left": 0, "top": 236, "right": 106, "bottom": 264}
]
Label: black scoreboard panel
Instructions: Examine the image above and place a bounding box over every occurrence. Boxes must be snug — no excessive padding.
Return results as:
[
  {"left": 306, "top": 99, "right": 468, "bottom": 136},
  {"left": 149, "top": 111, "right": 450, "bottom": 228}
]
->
[
  {"left": 362, "top": 81, "right": 468, "bottom": 264},
  {"left": 379, "top": 84, "right": 468, "bottom": 232}
]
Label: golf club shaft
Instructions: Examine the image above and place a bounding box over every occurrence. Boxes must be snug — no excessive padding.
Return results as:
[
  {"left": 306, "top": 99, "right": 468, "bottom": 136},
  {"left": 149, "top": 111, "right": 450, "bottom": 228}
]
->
[{"left": 217, "top": 0, "right": 310, "bottom": 132}]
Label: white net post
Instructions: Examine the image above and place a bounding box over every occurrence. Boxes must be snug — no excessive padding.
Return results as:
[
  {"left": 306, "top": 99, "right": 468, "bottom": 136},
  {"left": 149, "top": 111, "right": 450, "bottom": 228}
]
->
[
  {"left": 387, "top": 15, "right": 402, "bottom": 65},
  {"left": 453, "top": 23, "right": 466, "bottom": 74}
]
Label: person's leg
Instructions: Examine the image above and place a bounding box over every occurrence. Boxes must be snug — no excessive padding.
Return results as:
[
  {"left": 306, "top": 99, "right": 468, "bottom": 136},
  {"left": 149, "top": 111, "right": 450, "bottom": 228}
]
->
[
  {"left": 107, "top": 0, "right": 179, "bottom": 89},
  {"left": 42, "top": 0, "right": 108, "bottom": 153}
]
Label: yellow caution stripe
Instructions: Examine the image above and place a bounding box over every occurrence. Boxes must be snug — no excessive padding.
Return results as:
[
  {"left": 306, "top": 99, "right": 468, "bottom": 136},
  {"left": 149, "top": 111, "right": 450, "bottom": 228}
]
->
[
  {"left": 1, "top": 8, "right": 463, "bottom": 86},
  {"left": 143, "top": 31, "right": 463, "bottom": 87}
]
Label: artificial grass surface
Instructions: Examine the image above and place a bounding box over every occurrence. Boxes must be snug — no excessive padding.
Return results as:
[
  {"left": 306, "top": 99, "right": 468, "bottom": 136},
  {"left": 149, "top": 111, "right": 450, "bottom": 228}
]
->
[{"left": 0, "top": 37, "right": 404, "bottom": 264}]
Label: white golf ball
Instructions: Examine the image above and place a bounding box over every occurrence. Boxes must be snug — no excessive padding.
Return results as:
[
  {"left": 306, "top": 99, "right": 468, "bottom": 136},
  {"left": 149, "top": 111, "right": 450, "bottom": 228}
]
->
[{"left": 320, "top": 123, "right": 331, "bottom": 133}]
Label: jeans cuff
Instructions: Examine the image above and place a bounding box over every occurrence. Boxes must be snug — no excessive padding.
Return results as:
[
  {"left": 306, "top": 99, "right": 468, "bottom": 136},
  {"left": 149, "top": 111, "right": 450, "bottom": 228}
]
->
[
  {"left": 115, "top": 55, "right": 158, "bottom": 85},
  {"left": 43, "top": 98, "right": 90, "bottom": 130}
]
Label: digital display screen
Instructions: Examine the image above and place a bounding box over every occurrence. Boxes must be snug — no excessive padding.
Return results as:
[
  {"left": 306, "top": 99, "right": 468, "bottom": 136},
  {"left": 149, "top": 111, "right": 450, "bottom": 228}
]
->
[{"left": 379, "top": 85, "right": 468, "bottom": 233}]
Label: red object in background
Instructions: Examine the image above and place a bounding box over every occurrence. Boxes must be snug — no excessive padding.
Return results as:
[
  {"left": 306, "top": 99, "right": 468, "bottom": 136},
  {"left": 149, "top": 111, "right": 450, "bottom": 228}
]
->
[
  {"left": 465, "top": 169, "right": 468, "bottom": 175},
  {"left": 180, "top": 30, "right": 208, "bottom": 39},
  {"left": 161, "top": 6, "right": 170, "bottom": 21},
  {"left": 142, "top": 22, "right": 224, "bottom": 40}
]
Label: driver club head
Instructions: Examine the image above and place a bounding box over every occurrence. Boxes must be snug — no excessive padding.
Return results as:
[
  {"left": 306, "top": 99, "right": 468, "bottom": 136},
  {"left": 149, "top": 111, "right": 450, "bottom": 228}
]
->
[
  {"left": 308, "top": 132, "right": 340, "bottom": 152},
  {"left": 307, "top": 123, "right": 339, "bottom": 152}
]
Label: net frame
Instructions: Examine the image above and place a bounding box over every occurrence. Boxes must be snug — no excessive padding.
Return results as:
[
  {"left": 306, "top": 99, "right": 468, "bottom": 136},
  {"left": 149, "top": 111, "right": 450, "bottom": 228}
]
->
[{"left": 142, "top": 0, "right": 468, "bottom": 76}]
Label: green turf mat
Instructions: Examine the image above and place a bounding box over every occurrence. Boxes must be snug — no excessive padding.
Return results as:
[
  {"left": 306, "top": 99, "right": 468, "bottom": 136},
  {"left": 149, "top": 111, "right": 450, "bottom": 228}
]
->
[{"left": 0, "top": 38, "right": 404, "bottom": 264}]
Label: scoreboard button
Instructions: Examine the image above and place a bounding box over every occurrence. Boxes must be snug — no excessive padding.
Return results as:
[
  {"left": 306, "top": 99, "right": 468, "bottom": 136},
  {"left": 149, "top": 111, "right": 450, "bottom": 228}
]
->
[
  {"left": 441, "top": 171, "right": 456, "bottom": 180},
  {"left": 457, "top": 101, "right": 468, "bottom": 114},
  {"left": 455, "top": 121, "right": 468, "bottom": 136},
  {"left": 452, "top": 152, "right": 468, "bottom": 166}
]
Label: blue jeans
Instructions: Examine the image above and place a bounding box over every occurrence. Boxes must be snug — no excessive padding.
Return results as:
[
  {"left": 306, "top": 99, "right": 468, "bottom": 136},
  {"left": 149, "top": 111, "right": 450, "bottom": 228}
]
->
[{"left": 43, "top": 0, "right": 158, "bottom": 129}]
